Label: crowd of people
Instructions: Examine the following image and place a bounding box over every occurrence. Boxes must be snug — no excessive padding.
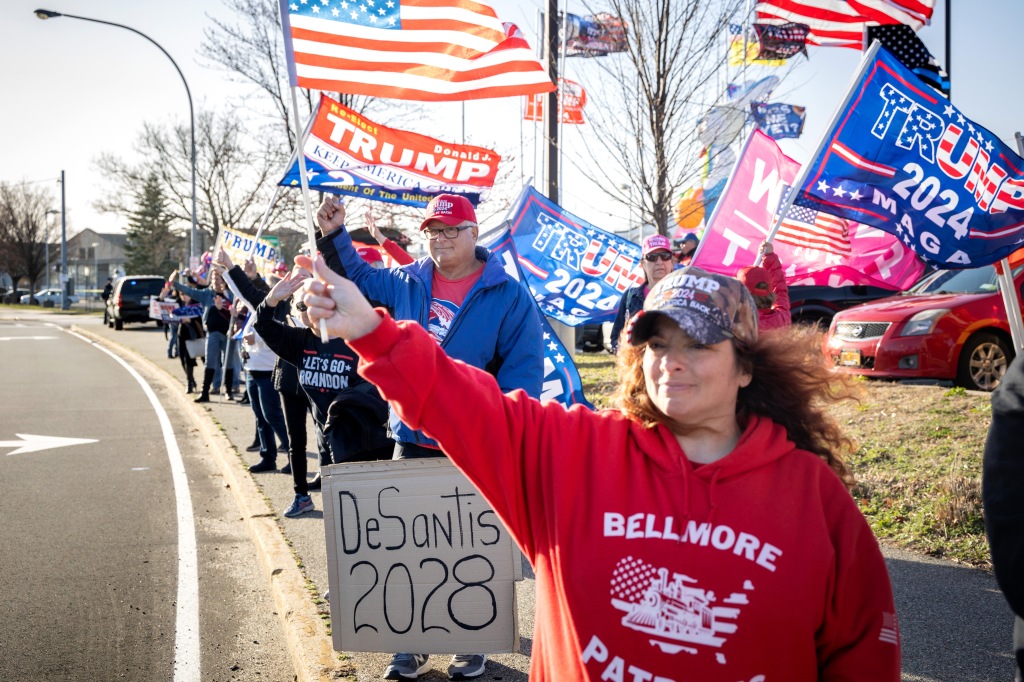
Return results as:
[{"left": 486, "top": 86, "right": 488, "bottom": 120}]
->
[{"left": 138, "top": 194, "right": 1021, "bottom": 682}]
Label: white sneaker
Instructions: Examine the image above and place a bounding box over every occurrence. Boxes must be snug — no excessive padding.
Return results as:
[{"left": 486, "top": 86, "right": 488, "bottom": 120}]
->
[{"left": 384, "top": 653, "right": 430, "bottom": 680}]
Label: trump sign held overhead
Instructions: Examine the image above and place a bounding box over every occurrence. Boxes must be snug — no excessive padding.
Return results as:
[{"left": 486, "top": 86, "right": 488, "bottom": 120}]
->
[
  {"left": 793, "top": 44, "right": 1024, "bottom": 268},
  {"left": 507, "top": 188, "right": 644, "bottom": 327},
  {"left": 279, "top": 94, "right": 499, "bottom": 207}
]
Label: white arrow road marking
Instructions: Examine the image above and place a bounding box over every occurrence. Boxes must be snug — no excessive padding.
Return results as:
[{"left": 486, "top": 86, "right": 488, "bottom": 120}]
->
[
  {"left": 0, "top": 433, "right": 98, "bottom": 456},
  {"left": 0, "top": 336, "right": 58, "bottom": 341}
]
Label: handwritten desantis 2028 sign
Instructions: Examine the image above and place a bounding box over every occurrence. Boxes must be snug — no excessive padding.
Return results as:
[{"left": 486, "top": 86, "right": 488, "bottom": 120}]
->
[
  {"left": 794, "top": 45, "right": 1024, "bottom": 268},
  {"left": 508, "top": 187, "right": 644, "bottom": 326},
  {"left": 322, "top": 459, "right": 521, "bottom": 654}
]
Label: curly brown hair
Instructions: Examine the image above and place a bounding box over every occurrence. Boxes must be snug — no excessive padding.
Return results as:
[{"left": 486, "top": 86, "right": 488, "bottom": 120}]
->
[{"left": 612, "top": 325, "right": 860, "bottom": 489}]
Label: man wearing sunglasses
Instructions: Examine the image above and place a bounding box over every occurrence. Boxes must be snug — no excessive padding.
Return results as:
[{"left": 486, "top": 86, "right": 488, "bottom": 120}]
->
[
  {"left": 608, "top": 234, "right": 676, "bottom": 353},
  {"left": 315, "top": 192, "right": 542, "bottom": 681}
]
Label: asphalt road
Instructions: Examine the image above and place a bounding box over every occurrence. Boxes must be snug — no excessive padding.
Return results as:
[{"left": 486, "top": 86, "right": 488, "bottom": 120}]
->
[{"left": 0, "top": 313, "right": 293, "bottom": 681}]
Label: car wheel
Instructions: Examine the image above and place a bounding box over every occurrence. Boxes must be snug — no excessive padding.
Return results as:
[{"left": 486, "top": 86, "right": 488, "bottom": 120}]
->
[
  {"left": 957, "top": 332, "right": 1012, "bottom": 391},
  {"left": 114, "top": 318, "right": 124, "bottom": 331}
]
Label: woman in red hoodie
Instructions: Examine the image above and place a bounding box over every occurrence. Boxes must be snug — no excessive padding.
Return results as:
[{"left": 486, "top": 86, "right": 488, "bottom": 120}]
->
[
  {"left": 738, "top": 240, "right": 791, "bottom": 332},
  {"left": 297, "top": 255, "right": 899, "bottom": 682}
]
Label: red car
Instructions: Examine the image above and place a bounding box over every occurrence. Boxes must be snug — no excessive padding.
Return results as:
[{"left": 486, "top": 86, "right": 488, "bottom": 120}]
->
[{"left": 822, "top": 264, "right": 1023, "bottom": 391}]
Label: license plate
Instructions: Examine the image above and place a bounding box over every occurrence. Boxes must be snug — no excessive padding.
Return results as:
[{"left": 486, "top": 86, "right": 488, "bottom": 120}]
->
[
  {"left": 839, "top": 349, "right": 862, "bottom": 367},
  {"left": 141, "top": 296, "right": 151, "bottom": 303}
]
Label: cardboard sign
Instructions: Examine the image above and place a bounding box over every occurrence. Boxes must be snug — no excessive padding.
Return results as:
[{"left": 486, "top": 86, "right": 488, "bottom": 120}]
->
[
  {"left": 322, "top": 459, "right": 521, "bottom": 654},
  {"left": 148, "top": 299, "right": 177, "bottom": 321}
]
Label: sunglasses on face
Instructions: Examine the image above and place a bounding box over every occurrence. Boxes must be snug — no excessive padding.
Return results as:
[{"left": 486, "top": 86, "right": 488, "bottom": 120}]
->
[{"left": 644, "top": 252, "right": 673, "bottom": 262}]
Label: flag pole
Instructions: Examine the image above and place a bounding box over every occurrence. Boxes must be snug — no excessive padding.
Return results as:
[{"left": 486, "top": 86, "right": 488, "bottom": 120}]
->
[
  {"left": 248, "top": 183, "right": 284, "bottom": 259},
  {"left": 692, "top": 129, "right": 761, "bottom": 266},
  {"left": 757, "top": 40, "right": 883, "bottom": 264},
  {"left": 279, "top": 0, "right": 329, "bottom": 341},
  {"left": 999, "top": 135, "right": 1024, "bottom": 353}
]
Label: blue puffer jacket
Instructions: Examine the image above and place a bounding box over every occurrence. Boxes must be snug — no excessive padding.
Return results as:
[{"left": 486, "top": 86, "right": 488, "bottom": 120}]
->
[{"left": 320, "top": 227, "right": 543, "bottom": 448}]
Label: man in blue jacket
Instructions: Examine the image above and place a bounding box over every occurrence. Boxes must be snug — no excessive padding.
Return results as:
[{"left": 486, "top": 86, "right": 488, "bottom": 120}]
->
[{"left": 316, "top": 193, "right": 542, "bottom": 681}]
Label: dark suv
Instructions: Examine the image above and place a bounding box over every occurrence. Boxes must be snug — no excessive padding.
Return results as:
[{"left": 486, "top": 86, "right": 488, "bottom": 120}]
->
[{"left": 105, "top": 276, "right": 166, "bottom": 330}]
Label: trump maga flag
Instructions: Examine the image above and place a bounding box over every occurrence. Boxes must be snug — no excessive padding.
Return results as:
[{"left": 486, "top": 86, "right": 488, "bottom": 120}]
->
[
  {"left": 695, "top": 130, "right": 924, "bottom": 289},
  {"left": 279, "top": 0, "right": 554, "bottom": 101},
  {"left": 507, "top": 187, "right": 644, "bottom": 327},
  {"left": 279, "top": 94, "right": 499, "bottom": 207},
  {"left": 483, "top": 227, "right": 594, "bottom": 409},
  {"left": 792, "top": 44, "right": 1024, "bottom": 268}
]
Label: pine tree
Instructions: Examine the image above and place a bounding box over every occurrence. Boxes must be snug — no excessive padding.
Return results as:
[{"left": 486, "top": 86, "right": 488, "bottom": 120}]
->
[{"left": 124, "top": 173, "right": 182, "bottom": 275}]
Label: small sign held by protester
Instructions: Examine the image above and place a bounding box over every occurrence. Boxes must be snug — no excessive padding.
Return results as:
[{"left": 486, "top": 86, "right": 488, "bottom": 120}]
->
[
  {"left": 149, "top": 299, "right": 177, "bottom": 321},
  {"left": 322, "top": 459, "right": 522, "bottom": 654}
]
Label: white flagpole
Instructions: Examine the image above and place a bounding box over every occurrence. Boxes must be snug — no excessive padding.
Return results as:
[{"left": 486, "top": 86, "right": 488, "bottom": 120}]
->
[
  {"left": 1000, "top": 135, "right": 1024, "bottom": 354},
  {"left": 288, "top": 86, "right": 330, "bottom": 342},
  {"left": 248, "top": 184, "right": 283, "bottom": 258},
  {"left": 757, "top": 41, "right": 883, "bottom": 264}
]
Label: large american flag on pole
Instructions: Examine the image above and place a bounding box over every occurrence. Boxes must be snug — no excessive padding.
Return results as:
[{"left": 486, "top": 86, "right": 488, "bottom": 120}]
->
[
  {"left": 279, "top": 0, "right": 555, "bottom": 101},
  {"left": 754, "top": 0, "right": 935, "bottom": 49}
]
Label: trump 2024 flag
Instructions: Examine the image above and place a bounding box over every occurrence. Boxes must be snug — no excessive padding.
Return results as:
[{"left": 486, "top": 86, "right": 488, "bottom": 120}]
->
[
  {"left": 695, "top": 130, "right": 924, "bottom": 289},
  {"left": 792, "top": 44, "right": 1024, "bottom": 268},
  {"left": 279, "top": 0, "right": 555, "bottom": 101}
]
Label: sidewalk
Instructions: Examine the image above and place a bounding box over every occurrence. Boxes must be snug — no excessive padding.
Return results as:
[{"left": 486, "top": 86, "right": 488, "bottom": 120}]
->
[
  {"left": 77, "top": 318, "right": 1017, "bottom": 682},
  {"left": 79, "top": 320, "right": 533, "bottom": 682}
]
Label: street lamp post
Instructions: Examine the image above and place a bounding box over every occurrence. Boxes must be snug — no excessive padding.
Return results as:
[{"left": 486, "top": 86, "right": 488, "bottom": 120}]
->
[
  {"left": 44, "top": 209, "right": 59, "bottom": 290},
  {"left": 91, "top": 242, "right": 99, "bottom": 303},
  {"left": 35, "top": 8, "right": 198, "bottom": 261}
]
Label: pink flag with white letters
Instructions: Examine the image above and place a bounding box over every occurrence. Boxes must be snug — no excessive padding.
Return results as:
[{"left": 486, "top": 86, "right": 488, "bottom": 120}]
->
[{"left": 692, "top": 130, "right": 925, "bottom": 289}]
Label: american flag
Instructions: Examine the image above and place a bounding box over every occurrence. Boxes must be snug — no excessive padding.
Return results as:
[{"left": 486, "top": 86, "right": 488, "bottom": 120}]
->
[
  {"left": 775, "top": 190, "right": 852, "bottom": 256},
  {"left": 866, "top": 24, "right": 949, "bottom": 96},
  {"left": 279, "top": 0, "right": 555, "bottom": 101},
  {"left": 754, "top": 0, "right": 935, "bottom": 49}
]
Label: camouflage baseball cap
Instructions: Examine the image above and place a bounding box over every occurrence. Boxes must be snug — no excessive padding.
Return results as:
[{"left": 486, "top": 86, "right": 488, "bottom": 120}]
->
[{"left": 628, "top": 266, "right": 758, "bottom": 346}]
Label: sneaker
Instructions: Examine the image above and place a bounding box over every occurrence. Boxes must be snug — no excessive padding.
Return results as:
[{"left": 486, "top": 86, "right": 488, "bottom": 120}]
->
[
  {"left": 384, "top": 653, "right": 430, "bottom": 680},
  {"left": 283, "top": 494, "right": 314, "bottom": 518},
  {"left": 248, "top": 459, "right": 277, "bottom": 473},
  {"left": 210, "top": 387, "right": 221, "bottom": 396},
  {"left": 447, "top": 654, "right": 486, "bottom": 680},
  {"left": 245, "top": 442, "right": 260, "bottom": 453},
  {"left": 280, "top": 462, "right": 292, "bottom": 475},
  {"left": 193, "top": 394, "right": 210, "bottom": 403},
  {"left": 308, "top": 473, "right": 322, "bottom": 490}
]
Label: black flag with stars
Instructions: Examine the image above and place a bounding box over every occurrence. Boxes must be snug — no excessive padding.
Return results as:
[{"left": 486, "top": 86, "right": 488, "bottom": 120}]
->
[{"left": 866, "top": 24, "right": 950, "bottom": 97}]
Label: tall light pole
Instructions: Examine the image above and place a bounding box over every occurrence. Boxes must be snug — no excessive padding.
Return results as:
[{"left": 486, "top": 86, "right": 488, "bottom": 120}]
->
[
  {"left": 59, "top": 170, "right": 68, "bottom": 310},
  {"left": 91, "top": 242, "right": 100, "bottom": 302},
  {"left": 35, "top": 9, "right": 198, "bottom": 262},
  {"left": 44, "top": 209, "right": 59, "bottom": 290}
]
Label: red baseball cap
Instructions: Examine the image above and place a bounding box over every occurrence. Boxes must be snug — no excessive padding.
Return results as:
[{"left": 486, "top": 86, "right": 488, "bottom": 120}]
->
[
  {"left": 418, "top": 194, "right": 477, "bottom": 231},
  {"left": 737, "top": 266, "right": 772, "bottom": 295},
  {"left": 356, "top": 246, "right": 383, "bottom": 265}
]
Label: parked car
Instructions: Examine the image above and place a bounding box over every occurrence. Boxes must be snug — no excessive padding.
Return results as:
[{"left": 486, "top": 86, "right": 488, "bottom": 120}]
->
[
  {"left": 20, "top": 288, "right": 79, "bottom": 306},
  {"left": 788, "top": 284, "right": 895, "bottom": 327},
  {"left": 2, "top": 288, "right": 28, "bottom": 304},
  {"left": 105, "top": 276, "right": 167, "bottom": 330},
  {"left": 822, "top": 264, "right": 1023, "bottom": 391},
  {"left": 575, "top": 282, "right": 895, "bottom": 353}
]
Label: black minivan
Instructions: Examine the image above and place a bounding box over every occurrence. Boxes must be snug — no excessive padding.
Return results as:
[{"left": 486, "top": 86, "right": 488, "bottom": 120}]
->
[{"left": 104, "top": 276, "right": 166, "bottom": 330}]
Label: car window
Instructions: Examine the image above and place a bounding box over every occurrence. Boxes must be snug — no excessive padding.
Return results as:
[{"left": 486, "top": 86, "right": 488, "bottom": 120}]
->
[
  {"left": 910, "top": 266, "right": 997, "bottom": 295},
  {"left": 120, "top": 279, "right": 165, "bottom": 296}
]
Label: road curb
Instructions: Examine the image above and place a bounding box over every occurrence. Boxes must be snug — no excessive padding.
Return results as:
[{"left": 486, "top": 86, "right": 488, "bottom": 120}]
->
[{"left": 74, "top": 325, "right": 342, "bottom": 682}]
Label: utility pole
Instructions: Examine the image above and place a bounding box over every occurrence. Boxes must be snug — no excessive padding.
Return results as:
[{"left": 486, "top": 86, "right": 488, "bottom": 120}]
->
[
  {"left": 59, "top": 170, "right": 68, "bottom": 311},
  {"left": 545, "top": 0, "right": 559, "bottom": 204}
]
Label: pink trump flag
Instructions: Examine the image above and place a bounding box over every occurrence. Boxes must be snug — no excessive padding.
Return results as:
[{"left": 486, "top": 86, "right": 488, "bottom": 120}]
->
[{"left": 693, "top": 130, "right": 925, "bottom": 289}]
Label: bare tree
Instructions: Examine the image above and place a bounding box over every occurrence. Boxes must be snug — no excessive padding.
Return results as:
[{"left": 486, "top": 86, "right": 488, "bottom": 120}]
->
[
  {"left": 0, "top": 182, "right": 56, "bottom": 298},
  {"left": 565, "top": 0, "right": 744, "bottom": 236},
  {"left": 95, "top": 109, "right": 296, "bottom": 251}
]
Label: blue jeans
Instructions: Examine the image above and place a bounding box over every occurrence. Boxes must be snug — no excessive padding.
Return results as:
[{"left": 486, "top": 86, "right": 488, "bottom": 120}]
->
[
  {"left": 166, "top": 322, "right": 179, "bottom": 357},
  {"left": 247, "top": 371, "right": 289, "bottom": 460},
  {"left": 206, "top": 332, "right": 241, "bottom": 388}
]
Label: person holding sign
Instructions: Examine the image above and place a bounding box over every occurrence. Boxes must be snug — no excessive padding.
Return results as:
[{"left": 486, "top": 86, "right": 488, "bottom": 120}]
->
[
  {"left": 609, "top": 234, "right": 675, "bottom": 353},
  {"left": 296, "top": 256, "right": 900, "bottom": 682},
  {"left": 737, "top": 240, "right": 791, "bottom": 333},
  {"left": 316, "top": 194, "right": 543, "bottom": 681}
]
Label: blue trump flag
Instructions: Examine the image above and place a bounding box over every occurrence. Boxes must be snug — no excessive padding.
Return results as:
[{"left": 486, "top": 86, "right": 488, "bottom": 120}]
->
[
  {"left": 791, "top": 43, "right": 1024, "bottom": 269},
  {"left": 750, "top": 102, "right": 806, "bottom": 140},
  {"left": 506, "top": 187, "right": 644, "bottom": 326},
  {"left": 482, "top": 226, "right": 594, "bottom": 409}
]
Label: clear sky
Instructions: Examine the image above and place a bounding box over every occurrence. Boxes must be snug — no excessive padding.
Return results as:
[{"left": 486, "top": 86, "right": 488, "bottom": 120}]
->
[{"left": 2, "top": 0, "right": 1021, "bottom": 240}]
